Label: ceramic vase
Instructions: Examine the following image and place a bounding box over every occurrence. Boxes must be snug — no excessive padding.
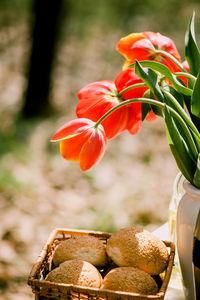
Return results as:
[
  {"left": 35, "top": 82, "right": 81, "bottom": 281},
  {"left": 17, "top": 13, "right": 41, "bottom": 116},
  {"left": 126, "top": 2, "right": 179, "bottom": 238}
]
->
[{"left": 176, "top": 180, "right": 200, "bottom": 300}]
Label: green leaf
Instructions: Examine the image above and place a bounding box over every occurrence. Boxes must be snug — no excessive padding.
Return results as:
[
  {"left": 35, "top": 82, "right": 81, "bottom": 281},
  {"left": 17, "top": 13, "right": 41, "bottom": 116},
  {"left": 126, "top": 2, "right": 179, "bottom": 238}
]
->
[
  {"left": 183, "top": 95, "right": 200, "bottom": 132},
  {"left": 150, "top": 104, "right": 163, "bottom": 117},
  {"left": 162, "top": 89, "right": 199, "bottom": 158},
  {"left": 162, "top": 85, "right": 184, "bottom": 108},
  {"left": 135, "top": 61, "right": 166, "bottom": 102},
  {"left": 174, "top": 72, "right": 196, "bottom": 89},
  {"left": 192, "top": 131, "right": 200, "bottom": 153},
  {"left": 191, "top": 70, "right": 200, "bottom": 117},
  {"left": 162, "top": 88, "right": 200, "bottom": 137},
  {"left": 141, "top": 90, "right": 151, "bottom": 120},
  {"left": 164, "top": 105, "right": 195, "bottom": 183},
  {"left": 141, "top": 103, "right": 151, "bottom": 121},
  {"left": 193, "top": 153, "right": 200, "bottom": 188},
  {"left": 131, "top": 60, "right": 193, "bottom": 96},
  {"left": 185, "top": 12, "right": 200, "bottom": 76}
]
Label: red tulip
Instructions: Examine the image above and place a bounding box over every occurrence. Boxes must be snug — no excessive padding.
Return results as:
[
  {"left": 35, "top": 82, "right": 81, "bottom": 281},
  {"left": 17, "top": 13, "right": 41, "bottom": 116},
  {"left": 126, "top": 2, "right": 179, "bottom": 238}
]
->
[
  {"left": 117, "top": 31, "right": 181, "bottom": 72},
  {"left": 114, "top": 68, "right": 156, "bottom": 131},
  {"left": 76, "top": 80, "right": 127, "bottom": 139},
  {"left": 76, "top": 69, "right": 156, "bottom": 139},
  {"left": 51, "top": 118, "right": 107, "bottom": 171}
]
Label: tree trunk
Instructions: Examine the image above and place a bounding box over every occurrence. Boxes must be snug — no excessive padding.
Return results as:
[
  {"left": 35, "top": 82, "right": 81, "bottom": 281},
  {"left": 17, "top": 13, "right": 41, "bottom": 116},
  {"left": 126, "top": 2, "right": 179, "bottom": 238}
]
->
[{"left": 22, "top": 0, "right": 63, "bottom": 117}]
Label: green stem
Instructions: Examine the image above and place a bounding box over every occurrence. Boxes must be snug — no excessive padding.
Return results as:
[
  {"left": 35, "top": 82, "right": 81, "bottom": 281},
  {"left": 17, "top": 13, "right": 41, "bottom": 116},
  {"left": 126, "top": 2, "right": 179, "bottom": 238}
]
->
[
  {"left": 174, "top": 72, "right": 196, "bottom": 81},
  {"left": 118, "top": 83, "right": 147, "bottom": 97},
  {"left": 162, "top": 89, "right": 200, "bottom": 139},
  {"left": 94, "top": 97, "right": 199, "bottom": 160},
  {"left": 174, "top": 72, "right": 196, "bottom": 88},
  {"left": 162, "top": 91, "right": 199, "bottom": 159},
  {"left": 94, "top": 98, "right": 169, "bottom": 127},
  {"left": 155, "top": 50, "right": 187, "bottom": 72}
]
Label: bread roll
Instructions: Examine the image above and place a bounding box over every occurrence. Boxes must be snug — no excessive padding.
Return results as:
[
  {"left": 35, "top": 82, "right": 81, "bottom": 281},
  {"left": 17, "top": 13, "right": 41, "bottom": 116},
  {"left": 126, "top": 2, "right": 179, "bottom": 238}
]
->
[
  {"left": 45, "top": 259, "right": 102, "bottom": 288},
  {"left": 101, "top": 267, "right": 158, "bottom": 295},
  {"left": 53, "top": 236, "right": 107, "bottom": 267},
  {"left": 106, "top": 227, "right": 168, "bottom": 275}
]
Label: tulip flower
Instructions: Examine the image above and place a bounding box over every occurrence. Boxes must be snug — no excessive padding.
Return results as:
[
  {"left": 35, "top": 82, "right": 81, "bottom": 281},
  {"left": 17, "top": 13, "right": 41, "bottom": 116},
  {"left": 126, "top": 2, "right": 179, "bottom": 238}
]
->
[
  {"left": 51, "top": 118, "right": 107, "bottom": 171},
  {"left": 76, "top": 68, "right": 156, "bottom": 139},
  {"left": 117, "top": 31, "right": 181, "bottom": 72},
  {"left": 115, "top": 68, "right": 157, "bottom": 124}
]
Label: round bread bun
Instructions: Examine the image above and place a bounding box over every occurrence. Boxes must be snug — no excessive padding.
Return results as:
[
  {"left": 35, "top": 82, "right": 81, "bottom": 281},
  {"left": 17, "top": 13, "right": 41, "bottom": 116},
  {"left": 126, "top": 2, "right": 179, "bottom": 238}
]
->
[
  {"left": 45, "top": 259, "right": 102, "bottom": 288},
  {"left": 101, "top": 267, "right": 158, "bottom": 295},
  {"left": 106, "top": 227, "right": 168, "bottom": 275},
  {"left": 53, "top": 236, "right": 107, "bottom": 267}
]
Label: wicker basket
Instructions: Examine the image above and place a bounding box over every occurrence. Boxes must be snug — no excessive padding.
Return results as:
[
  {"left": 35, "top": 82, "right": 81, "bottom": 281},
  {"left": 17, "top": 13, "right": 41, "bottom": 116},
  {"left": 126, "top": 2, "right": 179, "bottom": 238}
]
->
[{"left": 28, "top": 228, "right": 175, "bottom": 300}]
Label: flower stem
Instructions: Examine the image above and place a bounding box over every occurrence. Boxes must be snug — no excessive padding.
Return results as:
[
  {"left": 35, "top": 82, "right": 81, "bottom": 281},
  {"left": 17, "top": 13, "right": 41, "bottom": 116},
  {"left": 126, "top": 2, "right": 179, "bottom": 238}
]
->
[
  {"left": 94, "top": 97, "right": 199, "bottom": 160},
  {"left": 174, "top": 72, "right": 196, "bottom": 87},
  {"left": 162, "top": 89, "right": 200, "bottom": 139},
  {"left": 118, "top": 83, "right": 147, "bottom": 97},
  {"left": 94, "top": 98, "right": 165, "bottom": 127},
  {"left": 174, "top": 72, "right": 196, "bottom": 81},
  {"left": 155, "top": 50, "right": 187, "bottom": 72}
]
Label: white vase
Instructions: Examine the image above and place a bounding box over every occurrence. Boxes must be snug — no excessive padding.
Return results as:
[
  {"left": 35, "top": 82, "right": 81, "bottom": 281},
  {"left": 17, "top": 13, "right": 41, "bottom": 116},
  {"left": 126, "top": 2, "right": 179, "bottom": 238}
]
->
[
  {"left": 176, "top": 180, "right": 200, "bottom": 300},
  {"left": 168, "top": 172, "right": 184, "bottom": 243}
]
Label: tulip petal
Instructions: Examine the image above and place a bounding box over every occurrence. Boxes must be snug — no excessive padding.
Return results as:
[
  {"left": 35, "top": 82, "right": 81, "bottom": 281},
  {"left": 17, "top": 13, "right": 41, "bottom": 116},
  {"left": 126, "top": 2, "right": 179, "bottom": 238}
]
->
[
  {"left": 102, "top": 106, "right": 129, "bottom": 139},
  {"left": 116, "top": 33, "right": 146, "bottom": 59},
  {"left": 76, "top": 95, "right": 126, "bottom": 139},
  {"left": 128, "top": 120, "right": 142, "bottom": 135},
  {"left": 117, "top": 31, "right": 181, "bottom": 73},
  {"left": 145, "top": 109, "right": 157, "bottom": 122},
  {"left": 78, "top": 81, "right": 116, "bottom": 101},
  {"left": 127, "top": 102, "right": 142, "bottom": 135},
  {"left": 115, "top": 68, "right": 148, "bottom": 99},
  {"left": 119, "top": 38, "right": 153, "bottom": 61},
  {"left": 51, "top": 118, "right": 93, "bottom": 142},
  {"left": 76, "top": 96, "right": 118, "bottom": 121},
  {"left": 144, "top": 31, "right": 181, "bottom": 60},
  {"left": 122, "top": 59, "right": 133, "bottom": 70},
  {"left": 79, "top": 129, "right": 107, "bottom": 171},
  {"left": 60, "top": 129, "right": 93, "bottom": 161}
]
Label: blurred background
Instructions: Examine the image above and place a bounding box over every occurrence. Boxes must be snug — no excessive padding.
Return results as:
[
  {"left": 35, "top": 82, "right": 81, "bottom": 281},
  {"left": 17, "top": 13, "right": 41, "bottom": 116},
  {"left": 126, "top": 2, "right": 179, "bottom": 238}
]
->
[{"left": 0, "top": 0, "right": 200, "bottom": 299}]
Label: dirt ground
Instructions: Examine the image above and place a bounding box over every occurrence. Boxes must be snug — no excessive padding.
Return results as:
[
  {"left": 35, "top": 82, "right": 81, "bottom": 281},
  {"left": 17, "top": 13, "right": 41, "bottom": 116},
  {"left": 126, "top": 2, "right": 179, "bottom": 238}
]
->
[{"left": 0, "top": 21, "right": 179, "bottom": 300}]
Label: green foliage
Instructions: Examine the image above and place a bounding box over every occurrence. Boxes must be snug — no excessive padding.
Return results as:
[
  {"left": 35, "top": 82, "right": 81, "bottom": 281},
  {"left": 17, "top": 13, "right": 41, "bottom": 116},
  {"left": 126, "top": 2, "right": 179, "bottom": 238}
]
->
[
  {"left": 141, "top": 90, "right": 152, "bottom": 121},
  {"left": 162, "top": 85, "right": 184, "bottom": 108},
  {"left": 134, "top": 31, "right": 200, "bottom": 187},
  {"left": 191, "top": 70, "right": 200, "bottom": 117},
  {"left": 164, "top": 106, "right": 195, "bottom": 183},
  {"left": 135, "top": 61, "right": 165, "bottom": 117},
  {"left": 132, "top": 60, "right": 193, "bottom": 96},
  {"left": 185, "top": 13, "right": 200, "bottom": 76}
]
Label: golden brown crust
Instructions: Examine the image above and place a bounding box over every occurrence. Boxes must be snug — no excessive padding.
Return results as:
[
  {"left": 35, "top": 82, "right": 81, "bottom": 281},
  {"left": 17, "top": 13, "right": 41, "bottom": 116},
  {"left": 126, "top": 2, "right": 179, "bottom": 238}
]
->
[
  {"left": 101, "top": 267, "right": 158, "bottom": 295},
  {"left": 106, "top": 227, "right": 168, "bottom": 275},
  {"left": 45, "top": 259, "right": 102, "bottom": 288},
  {"left": 53, "top": 236, "right": 107, "bottom": 267}
]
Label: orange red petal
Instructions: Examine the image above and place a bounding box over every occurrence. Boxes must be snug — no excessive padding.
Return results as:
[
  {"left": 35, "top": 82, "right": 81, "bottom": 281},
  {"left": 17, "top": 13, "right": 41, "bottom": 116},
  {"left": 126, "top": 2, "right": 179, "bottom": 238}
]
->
[
  {"left": 117, "top": 31, "right": 181, "bottom": 73},
  {"left": 52, "top": 118, "right": 107, "bottom": 171},
  {"left": 60, "top": 129, "right": 93, "bottom": 161},
  {"left": 79, "top": 128, "right": 107, "bottom": 171},
  {"left": 51, "top": 118, "right": 92, "bottom": 142}
]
